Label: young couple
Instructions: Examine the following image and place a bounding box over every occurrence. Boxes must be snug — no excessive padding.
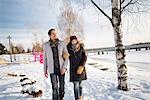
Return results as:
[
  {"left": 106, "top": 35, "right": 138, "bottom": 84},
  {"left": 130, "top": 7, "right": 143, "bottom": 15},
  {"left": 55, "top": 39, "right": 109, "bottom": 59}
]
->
[{"left": 43, "top": 28, "right": 87, "bottom": 100}]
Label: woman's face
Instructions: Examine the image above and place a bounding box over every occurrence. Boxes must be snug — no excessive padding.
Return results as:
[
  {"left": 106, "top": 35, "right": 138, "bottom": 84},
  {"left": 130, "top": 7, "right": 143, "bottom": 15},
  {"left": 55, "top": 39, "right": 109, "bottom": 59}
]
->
[{"left": 71, "top": 39, "right": 77, "bottom": 45}]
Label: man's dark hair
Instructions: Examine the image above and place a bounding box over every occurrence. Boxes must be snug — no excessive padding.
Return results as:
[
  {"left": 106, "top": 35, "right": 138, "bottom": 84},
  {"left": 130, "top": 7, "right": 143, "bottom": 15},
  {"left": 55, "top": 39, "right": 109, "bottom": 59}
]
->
[{"left": 48, "top": 28, "right": 55, "bottom": 35}]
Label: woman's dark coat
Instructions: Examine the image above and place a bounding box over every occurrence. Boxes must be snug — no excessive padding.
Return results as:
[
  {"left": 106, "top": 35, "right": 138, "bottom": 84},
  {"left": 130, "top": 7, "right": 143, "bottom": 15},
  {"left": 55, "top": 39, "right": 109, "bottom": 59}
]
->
[{"left": 67, "top": 43, "right": 87, "bottom": 82}]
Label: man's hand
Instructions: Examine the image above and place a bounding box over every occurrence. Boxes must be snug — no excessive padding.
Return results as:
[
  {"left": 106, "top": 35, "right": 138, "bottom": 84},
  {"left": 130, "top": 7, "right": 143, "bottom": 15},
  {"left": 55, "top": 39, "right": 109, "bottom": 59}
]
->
[
  {"left": 60, "top": 68, "right": 67, "bottom": 75},
  {"left": 45, "top": 71, "right": 48, "bottom": 78}
]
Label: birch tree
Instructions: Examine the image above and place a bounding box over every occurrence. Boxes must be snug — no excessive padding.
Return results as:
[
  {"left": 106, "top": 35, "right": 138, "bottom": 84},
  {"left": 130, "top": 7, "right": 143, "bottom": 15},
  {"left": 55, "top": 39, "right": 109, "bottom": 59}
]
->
[{"left": 90, "top": 0, "right": 150, "bottom": 91}]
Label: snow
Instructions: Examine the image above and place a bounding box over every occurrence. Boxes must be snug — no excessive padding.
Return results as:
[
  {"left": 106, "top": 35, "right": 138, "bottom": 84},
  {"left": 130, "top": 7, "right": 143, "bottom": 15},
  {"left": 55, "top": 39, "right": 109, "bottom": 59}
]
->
[
  {"left": 21, "top": 80, "right": 33, "bottom": 85},
  {"left": 22, "top": 85, "right": 31, "bottom": 93},
  {"left": 0, "top": 54, "right": 34, "bottom": 63},
  {"left": 0, "top": 50, "right": 150, "bottom": 100},
  {"left": 27, "top": 84, "right": 42, "bottom": 93}
]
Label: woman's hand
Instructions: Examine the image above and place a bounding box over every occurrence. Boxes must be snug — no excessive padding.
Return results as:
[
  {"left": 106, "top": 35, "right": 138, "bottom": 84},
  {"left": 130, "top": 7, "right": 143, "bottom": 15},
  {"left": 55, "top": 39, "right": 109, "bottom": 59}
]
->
[{"left": 77, "top": 66, "right": 84, "bottom": 74}]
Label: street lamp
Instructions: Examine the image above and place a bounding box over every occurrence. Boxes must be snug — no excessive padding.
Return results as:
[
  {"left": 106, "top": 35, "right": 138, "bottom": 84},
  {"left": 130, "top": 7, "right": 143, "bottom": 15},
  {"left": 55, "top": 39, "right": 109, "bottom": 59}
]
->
[
  {"left": 12, "top": 46, "right": 16, "bottom": 61},
  {"left": 7, "top": 36, "right": 12, "bottom": 62}
]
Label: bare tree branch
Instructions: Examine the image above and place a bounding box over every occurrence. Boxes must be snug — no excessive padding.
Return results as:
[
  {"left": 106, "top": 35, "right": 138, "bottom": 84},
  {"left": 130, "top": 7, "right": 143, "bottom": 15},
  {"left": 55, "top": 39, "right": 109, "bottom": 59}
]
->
[
  {"left": 121, "top": 0, "right": 150, "bottom": 14},
  {"left": 121, "top": 0, "right": 126, "bottom": 4},
  {"left": 121, "top": 0, "right": 139, "bottom": 13},
  {"left": 58, "top": 1, "right": 84, "bottom": 41},
  {"left": 121, "top": 0, "right": 134, "bottom": 12},
  {"left": 90, "top": 0, "right": 114, "bottom": 26}
]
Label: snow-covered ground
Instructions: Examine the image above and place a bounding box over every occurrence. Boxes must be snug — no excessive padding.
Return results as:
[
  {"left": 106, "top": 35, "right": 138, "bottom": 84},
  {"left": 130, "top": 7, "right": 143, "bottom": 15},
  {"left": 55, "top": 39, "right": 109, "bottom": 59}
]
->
[
  {"left": 0, "top": 54, "right": 34, "bottom": 63},
  {"left": 0, "top": 50, "right": 150, "bottom": 100}
]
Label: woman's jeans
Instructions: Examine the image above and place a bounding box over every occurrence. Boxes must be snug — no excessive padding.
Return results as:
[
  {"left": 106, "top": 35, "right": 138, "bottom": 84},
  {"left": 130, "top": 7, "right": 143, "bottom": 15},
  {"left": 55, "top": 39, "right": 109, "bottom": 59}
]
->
[
  {"left": 73, "top": 81, "right": 82, "bottom": 99},
  {"left": 50, "top": 74, "right": 65, "bottom": 100}
]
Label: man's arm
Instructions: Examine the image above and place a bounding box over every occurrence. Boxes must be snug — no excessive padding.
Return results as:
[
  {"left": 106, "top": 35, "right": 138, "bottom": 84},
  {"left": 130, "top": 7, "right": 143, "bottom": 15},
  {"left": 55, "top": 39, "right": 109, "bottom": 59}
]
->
[
  {"left": 43, "top": 43, "right": 48, "bottom": 77},
  {"left": 62, "top": 42, "right": 69, "bottom": 69}
]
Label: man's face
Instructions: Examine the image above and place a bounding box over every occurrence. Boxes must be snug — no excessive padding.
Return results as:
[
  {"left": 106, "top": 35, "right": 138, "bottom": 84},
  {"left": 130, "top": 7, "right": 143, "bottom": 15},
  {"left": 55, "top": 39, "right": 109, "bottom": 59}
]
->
[{"left": 49, "top": 30, "right": 58, "bottom": 40}]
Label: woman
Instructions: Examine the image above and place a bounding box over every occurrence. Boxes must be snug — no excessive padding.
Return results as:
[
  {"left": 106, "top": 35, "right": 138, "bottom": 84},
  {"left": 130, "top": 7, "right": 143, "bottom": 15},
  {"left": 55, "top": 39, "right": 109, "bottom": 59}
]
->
[{"left": 67, "top": 36, "right": 87, "bottom": 100}]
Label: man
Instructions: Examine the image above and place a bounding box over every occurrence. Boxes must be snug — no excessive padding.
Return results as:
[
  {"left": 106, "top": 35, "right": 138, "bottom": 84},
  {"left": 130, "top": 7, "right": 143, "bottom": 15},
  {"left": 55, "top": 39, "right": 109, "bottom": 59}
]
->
[{"left": 43, "top": 28, "right": 69, "bottom": 100}]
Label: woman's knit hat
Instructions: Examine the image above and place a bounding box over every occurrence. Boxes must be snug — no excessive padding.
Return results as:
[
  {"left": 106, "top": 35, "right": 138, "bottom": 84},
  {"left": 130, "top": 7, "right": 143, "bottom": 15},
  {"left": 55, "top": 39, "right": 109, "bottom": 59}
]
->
[{"left": 70, "top": 36, "right": 77, "bottom": 42}]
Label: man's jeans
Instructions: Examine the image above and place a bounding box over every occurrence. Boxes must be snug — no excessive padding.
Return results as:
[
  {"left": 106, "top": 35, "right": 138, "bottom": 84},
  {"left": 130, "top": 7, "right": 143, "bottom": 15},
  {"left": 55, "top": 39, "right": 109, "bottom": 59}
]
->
[
  {"left": 73, "top": 81, "right": 82, "bottom": 99},
  {"left": 50, "top": 74, "right": 65, "bottom": 100}
]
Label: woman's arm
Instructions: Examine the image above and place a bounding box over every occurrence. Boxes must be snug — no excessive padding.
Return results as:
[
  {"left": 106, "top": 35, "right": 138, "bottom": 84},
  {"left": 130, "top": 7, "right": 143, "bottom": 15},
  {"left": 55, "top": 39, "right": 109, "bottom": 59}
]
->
[{"left": 79, "top": 47, "right": 87, "bottom": 67}]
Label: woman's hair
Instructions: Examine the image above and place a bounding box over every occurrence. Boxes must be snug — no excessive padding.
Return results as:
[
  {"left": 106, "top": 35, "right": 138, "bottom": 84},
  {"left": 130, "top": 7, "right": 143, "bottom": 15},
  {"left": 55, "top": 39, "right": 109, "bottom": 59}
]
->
[
  {"left": 67, "top": 36, "right": 79, "bottom": 49},
  {"left": 48, "top": 28, "right": 55, "bottom": 35},
  {"left": 68, "top": 36, "right": 78, "bottom": 44}
]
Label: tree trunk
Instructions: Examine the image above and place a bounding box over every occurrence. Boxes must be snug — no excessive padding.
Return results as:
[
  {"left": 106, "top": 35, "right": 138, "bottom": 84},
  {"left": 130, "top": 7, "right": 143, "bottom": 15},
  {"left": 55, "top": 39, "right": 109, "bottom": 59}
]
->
[{"left": 112, "top": 0, "right": 128, "bottom": 91}]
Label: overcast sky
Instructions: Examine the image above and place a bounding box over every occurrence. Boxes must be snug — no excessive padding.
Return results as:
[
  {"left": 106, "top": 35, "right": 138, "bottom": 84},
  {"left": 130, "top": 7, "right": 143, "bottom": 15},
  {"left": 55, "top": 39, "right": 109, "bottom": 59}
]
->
[{"left": 0, "top": 0, "right": 150, "bottom": 49}]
